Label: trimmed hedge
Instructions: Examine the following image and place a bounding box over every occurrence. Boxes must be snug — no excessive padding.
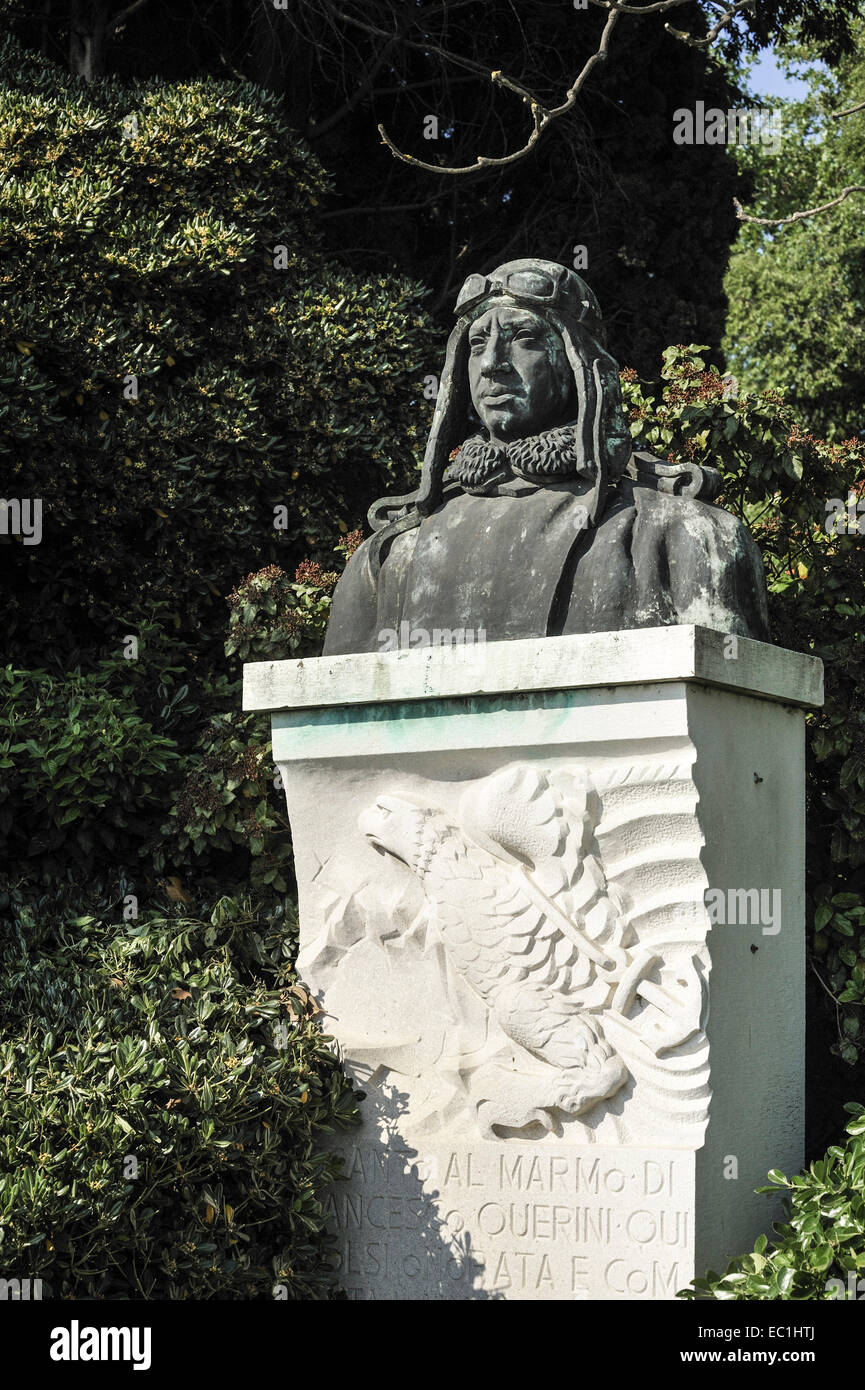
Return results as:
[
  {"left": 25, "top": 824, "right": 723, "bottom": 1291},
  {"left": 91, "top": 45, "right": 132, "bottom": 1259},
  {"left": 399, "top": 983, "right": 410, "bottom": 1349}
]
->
[
  {"left": 0, "top": 887, "right": 358, "bottom": 1299},
  {"left": 0, "top": 33, "right": 432, "bottom": 897},
  {"left": 0, "top": 33, "right": 433, "bottom": 678}
]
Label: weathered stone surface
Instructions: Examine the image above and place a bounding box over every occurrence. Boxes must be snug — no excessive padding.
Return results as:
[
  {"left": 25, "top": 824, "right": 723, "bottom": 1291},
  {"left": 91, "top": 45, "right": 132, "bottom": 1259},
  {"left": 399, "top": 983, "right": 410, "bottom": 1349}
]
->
[
  {"left": 245, "top": 629, "right": 822, "bottom": 1299},
  {"left": 244, "top": 625, "right": 822, "bottom": 715}
]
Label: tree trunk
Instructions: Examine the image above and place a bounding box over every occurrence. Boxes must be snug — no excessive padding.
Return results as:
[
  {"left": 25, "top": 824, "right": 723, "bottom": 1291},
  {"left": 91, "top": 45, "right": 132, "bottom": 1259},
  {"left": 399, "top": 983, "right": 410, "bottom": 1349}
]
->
[{"left": 68, "top": 0, "right": 109, "bottom": 81}]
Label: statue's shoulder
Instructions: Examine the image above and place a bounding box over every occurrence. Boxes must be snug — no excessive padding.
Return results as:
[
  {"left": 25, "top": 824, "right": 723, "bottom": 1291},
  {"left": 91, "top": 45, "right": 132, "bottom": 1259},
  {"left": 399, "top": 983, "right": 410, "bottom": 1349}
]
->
[
  {"left": 623, "top": 458, "right": 767, "bottom": 567},
  {"left": 629, "top": 480, "right": 745, "bottom": 533},
  {"left": 621, "top": 451, "right": 751, "bottom": 536},
  {"left": 625, "top": 450, "right": 722, "bottom": 506},
  {"left": 616, "top": 456, "right": 770, "bottom": 641},
  {"left": 344, "top": 521, "right": 417, "bottom": 574}
]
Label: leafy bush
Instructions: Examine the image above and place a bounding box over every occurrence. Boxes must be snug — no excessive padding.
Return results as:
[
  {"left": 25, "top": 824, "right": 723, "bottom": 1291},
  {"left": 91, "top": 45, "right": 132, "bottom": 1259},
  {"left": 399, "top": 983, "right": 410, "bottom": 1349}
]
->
[
  {"left": 681, "top": 1105, "right": 865, "bottom": 1300},
  {"left": 0, "top": 32, "right": 433, "bottom": 679},
  {"left": 0, "top": 28, "right": 433, "bottom": 911},
  {"left": 161, "top": 549, "right": 362, "bottom": 894},
  {"left": 0, "top": 661, "right": 178, "bottom": 883},
  {"left": 0, "top": 886, "right": 359, "bottom": 1299},
  {"left": 224, "top": 535, "right": 361, "bottom": 666}
]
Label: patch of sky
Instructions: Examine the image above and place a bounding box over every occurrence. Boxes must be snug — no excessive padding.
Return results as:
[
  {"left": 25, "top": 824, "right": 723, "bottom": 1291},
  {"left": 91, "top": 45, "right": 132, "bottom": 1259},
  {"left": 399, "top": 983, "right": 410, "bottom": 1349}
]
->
[{"left": 745, "top": 47, "right": 825, "bottom": 102}]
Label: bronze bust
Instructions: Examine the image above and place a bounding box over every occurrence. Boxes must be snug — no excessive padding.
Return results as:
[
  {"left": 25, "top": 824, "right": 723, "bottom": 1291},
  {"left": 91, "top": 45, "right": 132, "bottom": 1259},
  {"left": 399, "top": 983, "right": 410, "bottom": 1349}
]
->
[{"left": 324, "top": 258, "right": 769, "bottom": 654}]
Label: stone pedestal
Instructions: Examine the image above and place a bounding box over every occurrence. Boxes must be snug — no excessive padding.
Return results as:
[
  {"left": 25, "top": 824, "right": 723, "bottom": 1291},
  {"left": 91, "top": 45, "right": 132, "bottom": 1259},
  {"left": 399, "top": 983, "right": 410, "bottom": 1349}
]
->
[{"left": 244, "top": 626, "right": 822, "bottom": 1301}]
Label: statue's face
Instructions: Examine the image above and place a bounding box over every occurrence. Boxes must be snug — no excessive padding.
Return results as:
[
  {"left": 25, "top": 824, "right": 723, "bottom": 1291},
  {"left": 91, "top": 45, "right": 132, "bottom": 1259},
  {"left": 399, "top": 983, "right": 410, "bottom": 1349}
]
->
[{"left": 467, "top": 305, "right": 574, "bottom": 443}]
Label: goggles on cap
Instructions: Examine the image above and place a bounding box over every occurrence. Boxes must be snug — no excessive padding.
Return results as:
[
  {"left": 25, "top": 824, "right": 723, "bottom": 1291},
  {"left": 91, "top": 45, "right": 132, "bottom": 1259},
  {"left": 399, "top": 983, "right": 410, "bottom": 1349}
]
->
[{"left": 454, "top": 264, "right": 596, "bottom": 327}]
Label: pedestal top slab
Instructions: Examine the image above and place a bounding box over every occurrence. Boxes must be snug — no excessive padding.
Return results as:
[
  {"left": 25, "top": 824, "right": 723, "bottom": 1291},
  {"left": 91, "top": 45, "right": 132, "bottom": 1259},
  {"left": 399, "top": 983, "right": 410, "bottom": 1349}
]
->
[{"left": 243, "top": 626, "right": 823, "bottom": 714}]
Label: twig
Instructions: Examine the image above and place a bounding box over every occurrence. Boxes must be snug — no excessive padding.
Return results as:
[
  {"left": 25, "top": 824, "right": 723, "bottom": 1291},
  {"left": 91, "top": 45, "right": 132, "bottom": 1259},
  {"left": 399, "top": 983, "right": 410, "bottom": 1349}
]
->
[
  {"left": 378, "top": 7, "right": 621, "bottom": 175},
  {"left": 587, "top": 0, "right": 756, "bottom": 48},
  {"left": 808, "top": 954, "right": 843, "bottom": 1047},
  {"left": 831, "top": 98, "right": 865, "bottom": 120},
  {"left": 317, "top": 193, "right": 446, "bottom": 220},
  {"left": 735, "top": 187, "right": 865, "bottom": 227},
  {"left": 376, "top": 0, "right": 756, "bottom": 176},
  {"left": 107, "top": 0, "right": 151, "bottom": 36}
]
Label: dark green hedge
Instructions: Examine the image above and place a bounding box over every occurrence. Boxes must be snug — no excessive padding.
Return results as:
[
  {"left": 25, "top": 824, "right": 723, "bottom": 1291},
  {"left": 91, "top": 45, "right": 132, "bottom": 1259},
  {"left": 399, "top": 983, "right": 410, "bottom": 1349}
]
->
[
  {"left": 0, "top": 33, "right": 433, "bottom": 677},
  {"left": 0, "top": 37, "right": 414, "bottom": 1299},
  {"left": 0, "top": 33, "right": 433, "bottom": 896},
  {"left": 0, "top": 887, "right": 358, "bottom": 1299}
]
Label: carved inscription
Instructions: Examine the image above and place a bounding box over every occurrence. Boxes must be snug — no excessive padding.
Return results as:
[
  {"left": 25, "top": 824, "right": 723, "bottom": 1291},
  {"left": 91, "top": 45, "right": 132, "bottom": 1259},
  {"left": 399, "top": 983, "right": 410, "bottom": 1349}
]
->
[{"left": 326, "top": 1144, "right": 694, "bottom": 1300}]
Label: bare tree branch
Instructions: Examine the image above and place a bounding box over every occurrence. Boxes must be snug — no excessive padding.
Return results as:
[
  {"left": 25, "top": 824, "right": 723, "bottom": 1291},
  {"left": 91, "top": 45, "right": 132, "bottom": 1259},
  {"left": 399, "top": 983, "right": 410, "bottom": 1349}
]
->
[
  {"left": 319, "top": 1, "right": 496, "bottom": 82},
  {"left": 107, "top": 0, "right": 151, "bottom": 37},
  {"left": 318, "top": 193, "right": 446, "bottom": 220},
  {"left": 663, "top": 0, "right": 757, "bottom": 50},
  {"left": 588, "top": 0, "right": 714, "bottom": 10},
  {"left": 375, "top": 0, "right": 756, "bottom": 176},
  {"left": 217, "top": 49, "right": 246, "bottom": 82},
  {"left": 377, "top": 7, "right": 621, "bottom": 175},
  {"left": 585, "top": 0, "right": 757, "bottom": 49},
  {"left": 831, "top": 98, "right": 865, "bottom": 119},
  {"left": 308, "top": 49, "right": 396, "bottom": 139},
  {"left": 735, "top": 186, "right": 865, "bottom": 227}
]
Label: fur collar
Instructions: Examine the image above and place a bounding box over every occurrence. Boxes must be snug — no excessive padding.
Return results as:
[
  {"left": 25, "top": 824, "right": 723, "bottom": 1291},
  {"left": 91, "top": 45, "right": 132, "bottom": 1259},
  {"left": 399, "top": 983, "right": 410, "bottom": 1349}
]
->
[{"left": 445, "top": 423, "right": 591, "bottom": 492}]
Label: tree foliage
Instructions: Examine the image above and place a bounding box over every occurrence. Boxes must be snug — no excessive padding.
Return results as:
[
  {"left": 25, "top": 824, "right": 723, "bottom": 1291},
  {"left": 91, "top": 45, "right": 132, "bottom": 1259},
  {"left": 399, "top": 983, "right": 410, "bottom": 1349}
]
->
[
  {"left": 0, "top": 1, "right": 764, "bottom": 376},
  {"left": 724, "top": 29, "right": 865, "bottom": 439},
  {"left": 0, "top": 33, "right": 432, "bottom": 682}
]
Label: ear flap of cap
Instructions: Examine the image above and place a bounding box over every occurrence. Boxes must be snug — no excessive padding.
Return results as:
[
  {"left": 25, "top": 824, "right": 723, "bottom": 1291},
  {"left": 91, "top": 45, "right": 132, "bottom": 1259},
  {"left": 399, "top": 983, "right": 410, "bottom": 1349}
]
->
[
  {"left": 364, "top": 318, "right": 471, "bottom": 575},
  {"left": 414, "top": 318, "right": 471, "bottom": 517},
  {"left": 555, "top": 323, "right": 605, "bottom": 528},
  {"left": 553, "top": 315, "right": 632, "bottom": 527}
]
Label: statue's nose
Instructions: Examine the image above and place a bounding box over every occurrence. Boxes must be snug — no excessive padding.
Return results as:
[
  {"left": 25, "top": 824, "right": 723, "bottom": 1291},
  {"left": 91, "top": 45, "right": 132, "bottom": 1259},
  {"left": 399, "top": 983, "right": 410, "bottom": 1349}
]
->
[{"left": 479, "top": 345, "right": 511, "bottom": 375}]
